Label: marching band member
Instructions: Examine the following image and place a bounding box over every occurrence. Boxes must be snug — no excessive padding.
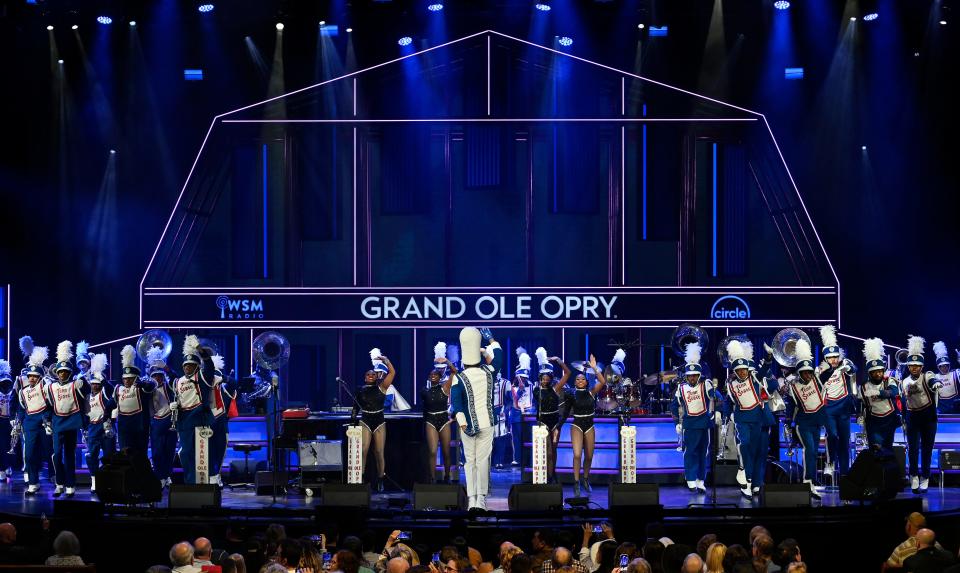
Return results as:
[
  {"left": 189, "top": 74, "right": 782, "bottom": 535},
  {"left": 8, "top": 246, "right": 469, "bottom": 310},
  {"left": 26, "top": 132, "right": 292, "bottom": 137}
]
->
[
  {"left": 354, "top": 348, "right": 396, "bottom": 492},
  {"left": 208, "top": 354, "right": 237, "bottom": 487},
  {"left": 114, "top": 345, "right": 156, "bottom": 455},
  {"left": 722, "top": 340, "right": 771, "bottom": 498},
  {"left": 859, "top": 338, "right": 901, "bottom": 452},
  {"left": 424, "top": 342, "right": 454, "bottom": 483},
  {"left": 901, "top": 336, "right": 939, "bottom": 494},
  {"left": 48, "top": 341, "right": 88, "bottom": 497},
  {"left": 933, "top": 341, "right": 960, "bottom": 414},
  {"left": 671, "top": 342, "right": 716, "bottom": 493},
  {"left": 568, "top": 353, "right": 608, "bottom": 497},
  {"left": 757, "top": 342, "right": 786, "bottom": 464},
  {"left": 172, "top": 335, "right": 216, "bottom": 484},
  {"left": 145, "top": 347, "right": 177, "bottom": 487},
  {"left": 85, "top": 353, "right": 115, "bottom": 495},
  {"left": 783, "top": 338, "right": 826, "bottom": 498},
  {"left": 0, "top": 360, "right": 18, "bottom": 481},
  {"left": 509, "top": 352, "right": 533, "bottom": 467},
  {"left": 18, "top": 346, "right": 51, "bottom": 496},
  {"left": 816, "top": 325, "right": 858, "bottom": 480},
  {"left": 532, "top": 346, "right": 571, "bottom": 484},
  {"left": 492, "top": 372, "right": 513, "bottom": 469},
  {"left": 450, "top": 328, "right": 503, "bottom": 510}
]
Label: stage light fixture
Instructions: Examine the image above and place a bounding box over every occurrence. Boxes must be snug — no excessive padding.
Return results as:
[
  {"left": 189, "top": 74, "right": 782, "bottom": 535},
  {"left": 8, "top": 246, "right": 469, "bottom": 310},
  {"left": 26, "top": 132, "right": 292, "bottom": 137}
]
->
[
  {"left": 773, "top": 1, "right": 790, "bottom": 10},
  {"left": 57, "top": 59, "right": 63, "bottom": 64},
  {"left": 97, "top": 16, "right": 112, "bottom": 25},
  {"left": 71, "top": 24, "right": 78, "bottom": 30},
  {"left": 398, "top": 36, "right": 412, "bottom": 46},
  {"left": 129, "top": 21, "right": 137, "bottom": 27},
  {"left": 638, "top": 23, "right": 645, "bottom": 29},
  {"left": 198, "top": 4, "right": 215, "bottom": 12},
  {"left": 861, "top": 145, "right": 867, "bottom": 151},
  {"left": 850, "top": 16, "right": 857, "bottom": 21},
  {"left": 46, "top": 25, "right": 53, "bottom": 30},
  {"left": 319, "top": 20, "right": 326, "bottom": 25},
  {"left": 276, "top": 22, "right": 284, "bottom": 30},
  {"left": 346, "top": 27, "right": 353, "bottom": 32},
  {"left": 110, "top": 149, "right": 116, "bottom": 154},
  {"left": 863, "top": 13, "right": 878, "bottom": 21},
  {"left": 558, "top": 36, "right": 573, "bottom": 46},
  {"left": 940, "top": 20, "right": 947, "bottom": 25},
  {"left": 427, "top": 3, "right": 444, "bottom": 11},
  {"left": 535, "top": 3, "right": 551, "bottom": 11}
]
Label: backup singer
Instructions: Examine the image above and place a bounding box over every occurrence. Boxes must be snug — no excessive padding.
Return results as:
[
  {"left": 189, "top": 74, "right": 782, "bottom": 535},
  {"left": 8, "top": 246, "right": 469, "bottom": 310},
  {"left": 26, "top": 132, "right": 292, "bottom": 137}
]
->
[
  {"left": 145, "top": 347, "right": 178, "bottom": 488},
  {"left": 172, "top": 335, "right": 217, "bottom": 484},
  {"left": 355, "top": 348, "right": 396, "bottom": 492},
  {"left": 816, "top": 325, "right": 858, "bottom": 480},
  {"left": 901, "top": 336, "right": 939, "bottom": 494},
  {"left": 425, "top": 342, "right": 454, "bottom": 483},
  {"left": 671, "top": 342, "right": 716, "bottom": 493},
  {"left": 114, "top": 345, "right": 155, "bottom": 455},
  {"left": 85, "top": 354, "right": 115, "bottom": 495},
  {"left": 860, "top": 338, "right": 901, "bottom": 452},
  {"left": 48, "top": 341, "right": 88, "bottom": 497},
  {"left": 568, "top": 354, "right": 608, "bottom": 497},
  {"left": 532, "top": 347, "right": 571, "bottom": 484},
  {"left": 934, "top": 342, "right": 960, "bottom": 414},
  {"left": 450, "top": 327, "right": 503, "bottom": 510},
  {"left": 18, "top": 346, "right": 51, "bottom": 496},
  {"left": 783, "top": 338, "right": 826, "bottom": 498}
]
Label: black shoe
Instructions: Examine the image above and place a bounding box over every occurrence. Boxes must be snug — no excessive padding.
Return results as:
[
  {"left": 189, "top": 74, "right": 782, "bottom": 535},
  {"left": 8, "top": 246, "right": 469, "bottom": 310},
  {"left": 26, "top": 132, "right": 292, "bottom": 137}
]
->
[{"left": 376, "top": 478, "right": 385, "bottom": 493}]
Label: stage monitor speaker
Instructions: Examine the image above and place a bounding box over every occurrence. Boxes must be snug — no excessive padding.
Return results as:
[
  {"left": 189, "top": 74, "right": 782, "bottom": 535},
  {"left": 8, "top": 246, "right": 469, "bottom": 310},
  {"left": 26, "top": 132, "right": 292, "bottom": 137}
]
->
[
  {"left": 714, "top": 462, "right": 740, "bottom": 486},
  {"left": 321, "top": 483, "right": 371, "bottom": 507},
  {"left": 608, "top": 483, "right": 660, "bottom": 506},
  {"left": 96, "top": 448, "right": 162, "bottom": 504},
  {"left": 255, "top": 471, "right": 290, "bottom": 495},
  {"left": 762, "top": 483, "right": 811, "bottom": 508},
  {"left": 169, "top": 484, "right": 222, "bottom": 509},
  {"left": 54, "top": 499, "right": 104, "bottom": 519},
  {"left": 839, "top": 447, "right": 903, "bottom": 501},
  {"left": 413, "top": 483, "right": 467, "bottom": 510},
  {"left": 508, "top": 484, "right": 563, "bottom": 511}
]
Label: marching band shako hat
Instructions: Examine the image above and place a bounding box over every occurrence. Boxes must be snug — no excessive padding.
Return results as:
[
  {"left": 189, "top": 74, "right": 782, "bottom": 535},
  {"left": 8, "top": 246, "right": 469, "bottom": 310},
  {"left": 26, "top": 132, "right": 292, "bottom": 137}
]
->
[
  {"left": 863, "top": 338, "right": 887, "bottom": 373},
  {"left": 535, "top": 347, "right": 554, "bottom": 377},
  {"left": 121, "top": 345, "right": 140, "bottom": 379},
  {"left": 906, "top": 335, "right": 925, "bottom": 367},
  {"left": 683, "top": 343, "right": 702, "bottom": 378},
  {"left": 182, "top": 334, "right": 202, "bottom": 366},
  {"left": 54, "top": 340, "right": 74, "bottom": 374},
  {"left": 934, "top": 341, "right": 951, "bottom": 367},
  {"left": 0, "top": 359, "right": 12, "bottom": 383},
  {"left": 515, "top": 352, "right": 531, "bottom": 379},
  {"left": 147, "top": 346, "right": 167, "bottom": 377},
  {"left": 460, "top": 328, "right": 482, "bottom": 366},
  {"left": 610, "top": 349, "right": 626, "bottom": 377},
  {"left": 89, "top": 353, "right": 108, "bottom": 384},
  {"left": 76, "top": 340, "right": 91, "bottom": 365},
  {"left": 726, "top": 339, "right": 750, "bottom": 371},
  {"left": 370, "top": 347, "right": 389, "bottom": 375},
  {"left": 794, "top": 338, "right": 815, "bottom": 373},
  {"left": 25, "top": 346, "right": 49, "bottom": 378},
  {"left": 432, "top": 341, "right": 448, "bottom": 375},
  {"left": 819, "top": 325, "right": 841, "bottom": 359}
]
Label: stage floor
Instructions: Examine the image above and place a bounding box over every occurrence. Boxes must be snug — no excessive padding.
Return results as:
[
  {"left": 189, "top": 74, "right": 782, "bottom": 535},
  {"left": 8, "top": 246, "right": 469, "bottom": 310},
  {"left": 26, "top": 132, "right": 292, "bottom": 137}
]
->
[{"left": 2, "top": 467, "right": 959, "bottom": 518}]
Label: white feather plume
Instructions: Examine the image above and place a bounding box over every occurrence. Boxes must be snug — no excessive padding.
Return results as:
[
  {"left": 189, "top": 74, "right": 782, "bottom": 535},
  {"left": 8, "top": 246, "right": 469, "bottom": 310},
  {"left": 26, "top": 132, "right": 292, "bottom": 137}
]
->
[
  {"left": 742, "top": 340, "right": 755, "bottom": 362},
  {"left": 819, "top": 324, "right": 838, "bottom": 348},
  {"left": 146, "top": 347, "right": 165, "bottom": 367},
  {"left": 613, "top": 348, "right": 626, "bottom": 364},
  {"left": 76, "top": 340, "right": 89, "bottom": 358},
  {"left": 183, "top": 334, "right": 200, "bottom": 357},
  {"left": 121, "top": 345, "right": 136, "bottom": 369},
  {"left": 726, "top": 340, "right": 747, "bottom": 363},
  {"left": 518, "top": 352, "right": 531, "bottom": 370},
  {"left": 535, "top": 347, "right": 549, "bottom": 367},
  {"left": 908, "top": 335, "right": 925, "bottom": 357},
  {"left": 90, "top": 353, "right": 107, "bottom": 378},
  {"left": 0, "top": 359, "right": 11, "bottom": 379},
  {"left": 28, "top": 346, "right": 49, "bottom": 368},
  {"left": 56, "top": 340, "right": 74, "bottom": 363},
  {"left": 212, "top": 355, "right": 226, "bottom": 371},
  {"left": 516, "top": 346, "right": 527, "bottom": 357},
  {"left": 934, "top": 341, "right": 949, "bottom": 361},
  {"left": 863, "top": 338, "right": 885, "bottom": 363},
  {"left": 19, "top": 335, "right": 34, "bottom": 357},
  {"left": 433, "top": 341, "right": 447, "bottom": 362},
  {"left": 369, "top": 348, "right": 382, "bottom": 363},
  {"left": 684, "top": 342, "right": 702, "bottom": 366},
  {"left": 794, "top": 338, "right": 813, "bottom": 363}
]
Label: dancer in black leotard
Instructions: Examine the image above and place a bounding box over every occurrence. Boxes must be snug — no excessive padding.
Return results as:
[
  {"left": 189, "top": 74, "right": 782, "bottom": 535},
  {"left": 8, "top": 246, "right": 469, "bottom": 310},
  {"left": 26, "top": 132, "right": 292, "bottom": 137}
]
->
[
  {"left": 533, "top": 346, "right": 571, "bottom": 483},
  {"left": 569, "top": 354, "right": 607, "bottom": 496},
  {"left": 424, "top": 342, "right": 455, "bottom": 483},
  {"left": 354, "top": 348, "right": 396, "bottom": 492}
]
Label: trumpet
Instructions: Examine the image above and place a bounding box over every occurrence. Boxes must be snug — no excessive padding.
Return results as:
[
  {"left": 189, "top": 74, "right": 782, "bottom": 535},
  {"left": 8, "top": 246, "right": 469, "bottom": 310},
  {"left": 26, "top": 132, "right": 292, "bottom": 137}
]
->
[
  {"left": 7, "top": 420, "right": 21, "bottom": 455},
  {"left": 717, "top": 419, "right": 729, "bottom": 460}
]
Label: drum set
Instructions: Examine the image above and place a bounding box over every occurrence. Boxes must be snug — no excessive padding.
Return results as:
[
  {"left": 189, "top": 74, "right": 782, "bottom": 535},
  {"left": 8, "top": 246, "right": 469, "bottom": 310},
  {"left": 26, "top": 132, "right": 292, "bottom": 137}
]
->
[{"left": 571, "top": 360, "right": 679, "bottom": 415}]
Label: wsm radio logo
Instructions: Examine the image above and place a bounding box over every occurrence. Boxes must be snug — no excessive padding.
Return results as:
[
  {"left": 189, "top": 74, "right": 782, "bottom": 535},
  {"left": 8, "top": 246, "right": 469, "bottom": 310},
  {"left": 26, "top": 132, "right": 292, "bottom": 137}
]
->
[
  {"left": 709, "top": 295, "right": 751, "bottom": 319},
  {"left": 215, "top": 295, "right": 265, "bottom": 320}
]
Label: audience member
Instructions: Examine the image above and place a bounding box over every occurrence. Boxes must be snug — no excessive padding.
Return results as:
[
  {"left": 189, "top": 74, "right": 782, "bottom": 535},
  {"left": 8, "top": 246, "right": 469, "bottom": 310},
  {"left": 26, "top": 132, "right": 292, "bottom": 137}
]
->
[
  {"left": 390, "top": 556, "right": 413, "bottom": 573},
  {"left": 640, "top": 541, "right": 664, "bottom": 573},
  {"left": 195, "top": 537, "right": 215, "bottom": 568},
  {"left": 147, "top": 566, "right": 173, "bottom": 573},
  {"left": 512, "top": 553, "right": 534, "bottom": 573},
  {"left": 229, "top": 553, "right": 248, "bottom": 573},
  {"left": 774, "top": 539, "right": 801, "bottom": 569},
  {"left": 626, "top": 558, "right": 652, "bottom": 573},
  {"left": 785, "top": 564, "right": 806, "bottom": 573},
  {"left": 543, "top": 547, "right": 588, "bottom": 573},
  {"left": 0, "top": 520, "right": 49, "bottom": 564},
  {"left": 661, "top": 544, "right": 693, "bottom": 573},
  {"left": 902, "top": 529, "right": 954, "bottom": 573},
  {"left": 724, "top": 544, "right": 750, "bottom": 572},
  {"left": 752, "top": 535, "right": 779, "bottom": 573},
  {"left": 696, "top": 535, "right": 718, "bottom": 561},
  {"left": 887, "top": 513, "right": 944, "bottom": 571},
  {"left": 704, "top": 543, "right": 726, "bottom": 573},
  {"left": 497, "top": 543, "right": 524, "bottom": 573},
  {"left": 532, "top": 530, "right": 557, "bottom": 573},
  {"left": 749, "top": 527, "right": 771, "bottom": 547},
  {"left": 171, "top": 541, "right": 203, "bottom": 573},
  {"left": 680, "top": 553, "right": 702, "bottom": 573},
  {"left": 45, "top": 530, "right": 85, "bottom": 566},
  {"left": 335, "top": 549, "right": 363, "bottom": 573},
  {"left": 275, "top": 539, "right": 303, "bottom": 573}
]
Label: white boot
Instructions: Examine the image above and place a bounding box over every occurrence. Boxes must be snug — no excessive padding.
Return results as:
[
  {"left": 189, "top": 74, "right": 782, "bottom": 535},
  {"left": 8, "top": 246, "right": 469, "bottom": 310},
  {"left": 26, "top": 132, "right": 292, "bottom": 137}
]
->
[
  {"left": 25, "top": 484, "right": 39, "bottom": 496},
  {"left": 696, "top": 480, "right": 706, "bottom": 492},
  {"left": 65, "top": 486, "right": 75, "bottom": 497},
  {"left": 824, "top": 462, "right": 835, "bottom": 476},
  {"left": 477, "top": 495, "right": 487, "bottom": 510},
  {"left": 911, "top": 475, "right": 920, "bottom": 493},
  {"left": 752, "top": 486, "right": 761, "bottom": 495},
  {"left": 53, "top": 485, "right": 64, "bottom": 496},
  {"left": 736, "top": 468, "right": 747, "bottom": 487},
  {"left": 686, "top": 480, "right": 697, "bottom": 492},
  {"left": 740, "top": 483, "right": 753, "bottom": 499},
  {"left": 804, "top": 479, "right": 822, "bottom": 499},
  {"left": 468, "top": 495, "right": 477, "bottom": 509},
  {"left": 920, "top": 477, "right": 929, "bottom": 493}
]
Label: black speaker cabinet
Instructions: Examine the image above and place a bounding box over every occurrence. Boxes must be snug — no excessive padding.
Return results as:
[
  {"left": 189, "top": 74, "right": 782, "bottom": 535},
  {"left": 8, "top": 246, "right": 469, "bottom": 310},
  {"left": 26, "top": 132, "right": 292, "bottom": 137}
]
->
[
  {"left": 413, "top": 483, "right": 467, "bottom": 510},
  {"left": 169, "top": 484, "right": 222, "bottom": 509},
  {"left": 53, "top": 499, "right": 104, "bottom": 519},
  {"left": 762, "top": 483, "right": 811, "bottom": 508},
  {"left": 608, "top": 483, "right": 660, "bottom": 506},
  {"left": 97, "top": 449, "right": 162, "bottom": 504},
  {"left": 321, "top": 483, "right": 371, "bottom": 507},
  {"left": 839, "top": 447, "right": 904, "bottom": 501},
  {"left": 255, "top": 471, "right": 290, "bottom": 495},
  {"left": 508, "top": 484, "right": 563, "bottom": 511}
]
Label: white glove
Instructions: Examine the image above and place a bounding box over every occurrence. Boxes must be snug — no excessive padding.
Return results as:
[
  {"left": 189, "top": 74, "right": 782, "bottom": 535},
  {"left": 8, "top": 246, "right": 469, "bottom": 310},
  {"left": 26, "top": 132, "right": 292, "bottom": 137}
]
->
[
  {"left": 714, "top": 412, "right": 722, "bottom": 426},
  {"left": 169, "top": 401, "right": 179, "bottom": 411},
  {"left": 931, "top": 381, "right": 944, "bottom": 391},
  {"left": 44, "top": 423, "right": 53, "bottom": 436},
  {"left": 857, "top": 415, "right": 865, "bottom": 427},
  {"left": 675, "top": 423, "right": 682, "bottom": 436},
  {"left": 104, "top": 420, "right": 114, "bottom": 438},
  {"left": 9, "top": 419, "right": 19, "bottom": 430}
]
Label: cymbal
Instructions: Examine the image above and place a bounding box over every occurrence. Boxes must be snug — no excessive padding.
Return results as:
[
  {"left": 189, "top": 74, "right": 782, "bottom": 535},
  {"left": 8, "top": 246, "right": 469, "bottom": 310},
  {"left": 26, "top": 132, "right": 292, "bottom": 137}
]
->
[
  {"left": 570, "top": 361, "right": 603, "bottom": 374},
  {"left": 641, "top": 371, "right": 678, "bottom": 385}
]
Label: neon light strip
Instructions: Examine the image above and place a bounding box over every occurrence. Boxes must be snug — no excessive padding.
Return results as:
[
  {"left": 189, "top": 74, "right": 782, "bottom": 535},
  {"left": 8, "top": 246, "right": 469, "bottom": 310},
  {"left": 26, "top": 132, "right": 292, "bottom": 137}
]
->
[
  {"left": 585, "top": 332, "right": 590, "bottom": 361},
  {"left": 146, "top": 319, "right": 835, "bottom": 325},
  {"left": 712, "top": 142, "right": 718, "bottom": 278},
  {"left": 837, "top": 332, "right": 905, "bottom": 351},
  {"left": 145, "top": 290, "right": 835, "bottom": 296},
  {"left": 353, "top": 127, "right": 357, "bottom": 286},
  {"left": 262, "top": 144, "right": 269, "bottom": 279},
  {"left": 353, "top": 77, "right": 357, "bottom": 117},
  {"left": 642, "top": 104, "right": 647, "bottom": 240},
  {"left": 487, "top": 35, "right": 491, "bottom": 116},
  {"left": 146, "top": 285, "right": 835, "bottom": 291},
  {"left": 222, "top": 118, "right": 757, "bottom": 124},
  {"left": 142, "top": 324, "right": 831, "bottom": 330},
  {"left": 249, "top": 329, "right": 254, "bottom": 374},
  {"left": 5, "top": 284, "right": 10, "bottom": 361},
  {"left": 413, "top": 327, "right": 418, "bottom": 405},
  {"left": 89, "top": 333, "right": 140, "bottom": 349},
  {"left": 234, "top": 334, "right": 239, "bottom": 377},
  {"left": 621, "top": 126, "right": 626, "bottom": 285},
  {"left": 562, "top": 327, "right": 566, "bottom": 362}
]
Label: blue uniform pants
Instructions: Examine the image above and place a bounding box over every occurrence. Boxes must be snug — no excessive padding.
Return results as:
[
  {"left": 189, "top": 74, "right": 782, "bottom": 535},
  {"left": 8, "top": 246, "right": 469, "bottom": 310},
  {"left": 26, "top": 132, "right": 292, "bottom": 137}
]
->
[
  {"left": 85, "top": 423, "right": 115, "bottom": 473},
  {"left": 735, "top": 421, "right": 767, "bottom": 487},
  {"left": 795, "top": 424, "right": 822, "bottom": 482},
  {"left": 51, "top": 428, "right": 77, "bottom": 487},
  {"left": 823, "top": 410, "right": 851, "bottom": 475},
  {"left": 682, "top": 427, "right": 710, "bottom": 482},
  {"left": 22, "top": 415, "right": 46, "bottom": 485},
  {"left": 150, "top": 416, "right": 178, "bottom": 480},
  {"left": 117, "top": 414, "right": 149, "bottom": 455},
  {"left": 905, "top": 410, "right": 937, "bottom": 479},
  {"left": 865, "top": 415, "right": 899, "bottom": 452}
]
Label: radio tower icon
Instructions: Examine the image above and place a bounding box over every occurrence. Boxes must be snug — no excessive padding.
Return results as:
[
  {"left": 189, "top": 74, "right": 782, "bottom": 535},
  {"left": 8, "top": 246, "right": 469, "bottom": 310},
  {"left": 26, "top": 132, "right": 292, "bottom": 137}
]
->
[{"left": 216, "top": 296, "right": 230, "bottom": 319}]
